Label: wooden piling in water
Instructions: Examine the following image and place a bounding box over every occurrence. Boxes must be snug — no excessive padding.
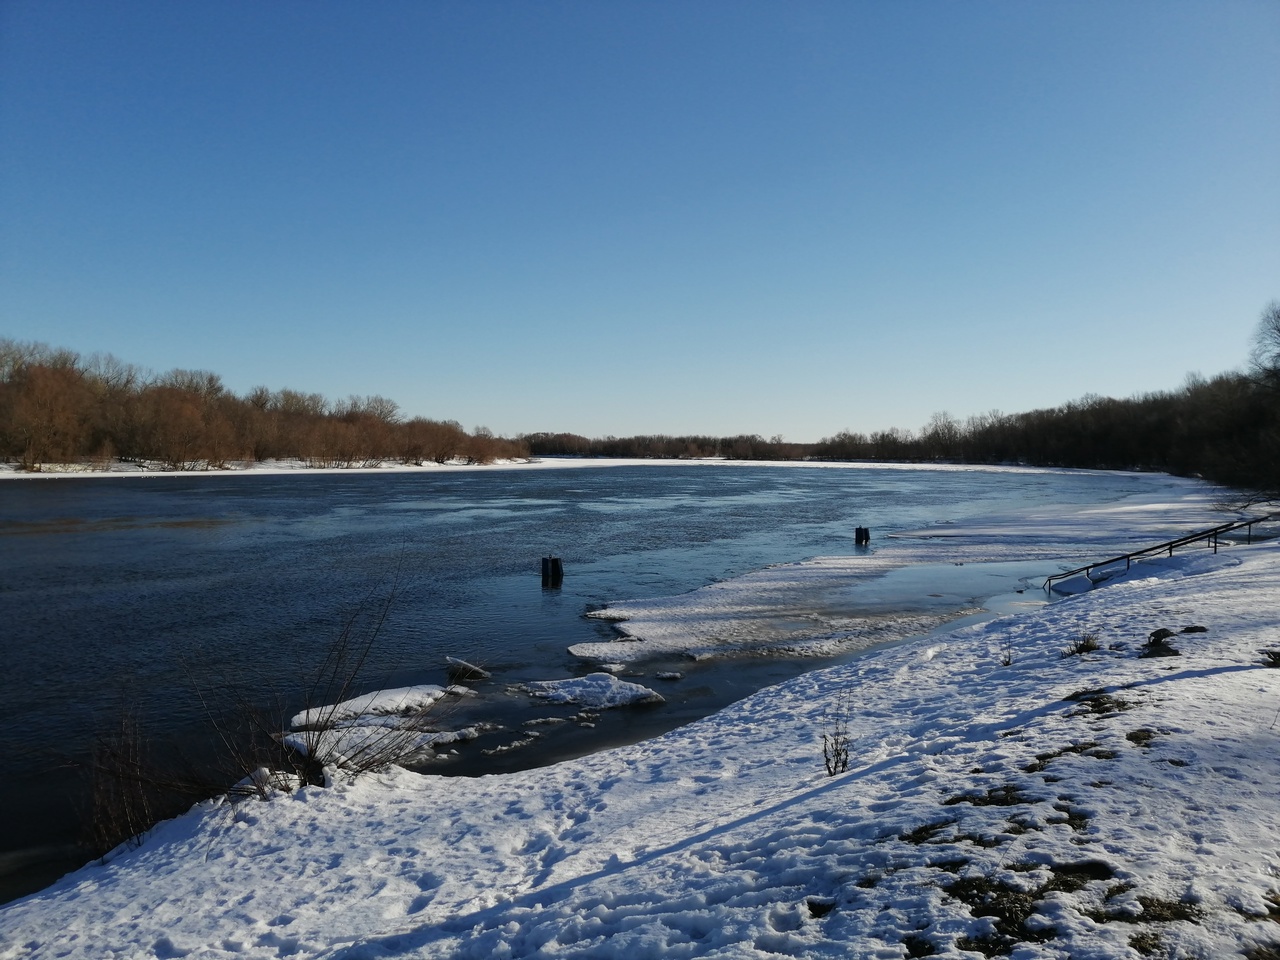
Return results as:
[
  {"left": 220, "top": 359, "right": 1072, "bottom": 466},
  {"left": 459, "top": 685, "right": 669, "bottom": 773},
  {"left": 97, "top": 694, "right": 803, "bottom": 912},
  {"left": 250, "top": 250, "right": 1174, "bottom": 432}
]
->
[{"left": 541, "top": 556, "right": 563, "bottom": 588}]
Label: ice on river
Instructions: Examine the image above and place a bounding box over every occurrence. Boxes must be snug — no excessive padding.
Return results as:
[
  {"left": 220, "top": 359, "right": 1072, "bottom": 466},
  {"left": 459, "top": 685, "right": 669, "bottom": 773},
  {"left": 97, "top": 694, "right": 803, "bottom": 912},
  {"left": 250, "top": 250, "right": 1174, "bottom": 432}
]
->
[
  {"left": 522, "top": 673, "right": 665, "bottom": 706},
  {"left": 573, "top": 474, "right": 1258, "bottom": 664}
]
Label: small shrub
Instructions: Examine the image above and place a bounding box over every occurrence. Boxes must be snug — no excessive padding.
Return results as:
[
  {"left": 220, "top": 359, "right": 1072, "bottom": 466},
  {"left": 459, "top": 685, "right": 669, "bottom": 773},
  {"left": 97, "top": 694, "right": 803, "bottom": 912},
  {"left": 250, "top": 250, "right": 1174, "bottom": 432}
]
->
[
  {"left": 1061, "top": 633, "right": 1101, "bottom": 658},
  {"left": 821, "top": 690, "right": 852, "bottom": 776},
  {"left": 1259, "top": 650, "right": 1280, "bottom": 668},
  {"left": 85, "top": 574, "right": 429, "bottom": 856},
  {"left": 85, "top": 701, "right": 226, "bottom": 857}
]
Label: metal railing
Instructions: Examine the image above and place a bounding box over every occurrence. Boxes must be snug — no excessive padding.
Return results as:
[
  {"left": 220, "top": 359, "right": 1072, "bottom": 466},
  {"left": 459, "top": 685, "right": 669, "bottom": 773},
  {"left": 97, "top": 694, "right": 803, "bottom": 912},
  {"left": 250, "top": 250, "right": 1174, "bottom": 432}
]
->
[{"left": 1043, "top": 511, "right": 1280, "bottom": 593}]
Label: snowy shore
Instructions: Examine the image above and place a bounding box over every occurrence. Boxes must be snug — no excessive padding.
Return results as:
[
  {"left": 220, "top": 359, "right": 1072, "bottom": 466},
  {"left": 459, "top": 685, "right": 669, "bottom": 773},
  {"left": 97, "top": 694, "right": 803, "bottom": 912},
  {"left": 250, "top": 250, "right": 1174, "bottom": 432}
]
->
[
  {"left": 5, "top": 532, "right": 1279, "bottom": 957},
  {"left": 0, "top": 455, "right": 1166, "bottom": 480}
]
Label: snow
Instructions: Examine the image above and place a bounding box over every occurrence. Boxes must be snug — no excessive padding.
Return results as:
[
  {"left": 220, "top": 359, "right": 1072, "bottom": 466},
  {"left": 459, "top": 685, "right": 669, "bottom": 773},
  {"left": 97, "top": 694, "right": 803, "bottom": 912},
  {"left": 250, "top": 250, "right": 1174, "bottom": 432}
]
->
[
  {"left": 5, "top": 513, "right": 1280, "bottom": 957},
  {"left": 282, "top": 685, "right": 483, "bottom": 769},
  {"left": 289, "top": 685, "right": 452, "bottom": 729},
  {"left": 523, "top": 673, "right": 665, "bottom": 707}
]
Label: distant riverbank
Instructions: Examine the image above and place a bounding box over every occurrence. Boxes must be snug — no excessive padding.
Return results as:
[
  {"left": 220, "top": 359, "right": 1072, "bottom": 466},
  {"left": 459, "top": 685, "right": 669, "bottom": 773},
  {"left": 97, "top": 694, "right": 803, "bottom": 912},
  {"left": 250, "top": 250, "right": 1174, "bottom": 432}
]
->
[{"left": 0, "top": 454, "right": 1135, "bottom": 480}]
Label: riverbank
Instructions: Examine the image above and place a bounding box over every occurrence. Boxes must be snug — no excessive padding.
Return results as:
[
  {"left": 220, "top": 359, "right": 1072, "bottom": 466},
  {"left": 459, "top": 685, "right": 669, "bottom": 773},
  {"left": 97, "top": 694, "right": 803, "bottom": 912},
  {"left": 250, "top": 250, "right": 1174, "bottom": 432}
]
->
[
  {"left": 5, "top": 534, "right": 1279, "bottom": 957},
  {"left": 0, "top": 454, "right": 1171, "bottom": 479}
]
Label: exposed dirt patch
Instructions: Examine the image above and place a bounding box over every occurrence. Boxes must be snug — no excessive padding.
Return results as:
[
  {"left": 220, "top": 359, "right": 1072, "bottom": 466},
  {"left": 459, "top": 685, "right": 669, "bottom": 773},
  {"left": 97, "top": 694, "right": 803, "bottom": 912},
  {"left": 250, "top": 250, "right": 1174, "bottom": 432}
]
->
[
  {"left": 1004, "top": 816, "right": 1040, "bottom": 836},
  {"left": 1136, "top": 895, "right": 1204, "bottom": 923},
  {"left": 953, "top": 832, "right": 1005, "bottom": 848},
  {"left": 954, "top": 933, "right": 1014, "bottom": 957},
  {"left": 805, "top": 897, "right": 836, "bottom": 918},
  {"left": 1126, "top": 728, "right": 1157, "bottom": 747},
  {"left": 1141, "top": 639, "right": 1181, "bottom": 658},
  {"left": 1049, "top": 801, "right": 1090, "bottom": 832},
  {"left": 1042, "top": 859, "right": 1115, "bottom": 893},
  {"left": 1064, "top": 687, "right": 1107, "bottom": 702},
  {"left": 1063, "top": 688, "right": 1134, "bottom": 715},
  {"left": 944, "top": 785, "right": 1035, "bottom": 807},
  {"left": 902, "top": 932, "right": 937, "bottom": 957},
  {"left": 899, "top": 820, "right": 958, "bottom": 845},
  {"left": 1130, "top": 930, "right": 1164, "bottom": 956},
  {"left": 1026, "top": 741, "right": 1099, "bottom": 773},
  {"left": 1087, "top": 892, "right": 1205, "bottom": 925},
  {"left": 944, "top": 873, "right": 1054, "bottom": 956},
  {"left": 1265, "top": 891, "right": 1280, "bottom": 923}
]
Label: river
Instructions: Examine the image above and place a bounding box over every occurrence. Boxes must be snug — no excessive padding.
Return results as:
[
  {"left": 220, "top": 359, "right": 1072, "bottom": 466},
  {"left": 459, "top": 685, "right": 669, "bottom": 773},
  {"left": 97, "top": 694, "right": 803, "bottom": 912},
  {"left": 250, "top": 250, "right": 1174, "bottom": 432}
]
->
[{"left": 0, "top": 461, "right": 1178, "bottom": 901}]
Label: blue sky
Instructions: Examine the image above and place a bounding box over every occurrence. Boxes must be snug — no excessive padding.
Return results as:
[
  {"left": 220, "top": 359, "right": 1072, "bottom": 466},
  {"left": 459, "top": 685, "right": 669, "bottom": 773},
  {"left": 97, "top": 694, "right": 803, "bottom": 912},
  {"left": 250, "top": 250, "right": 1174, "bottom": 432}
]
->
[{"left": 2, "top": 1, "right": 1277, "bottom": 441}]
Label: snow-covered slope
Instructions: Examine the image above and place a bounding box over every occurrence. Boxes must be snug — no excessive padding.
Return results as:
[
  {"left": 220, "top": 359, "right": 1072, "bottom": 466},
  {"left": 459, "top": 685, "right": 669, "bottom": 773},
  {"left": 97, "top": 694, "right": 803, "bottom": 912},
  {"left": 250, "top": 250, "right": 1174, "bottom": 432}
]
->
[{"left": 4, "top": 544, "right": 1279, "bottom": 959}]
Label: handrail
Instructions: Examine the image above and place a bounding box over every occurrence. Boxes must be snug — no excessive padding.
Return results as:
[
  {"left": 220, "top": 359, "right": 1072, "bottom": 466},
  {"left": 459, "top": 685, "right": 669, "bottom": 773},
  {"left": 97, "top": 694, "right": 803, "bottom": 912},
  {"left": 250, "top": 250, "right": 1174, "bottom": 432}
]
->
[{"left": 1043, "top": 511, "right": 1280, "bottom": 593}]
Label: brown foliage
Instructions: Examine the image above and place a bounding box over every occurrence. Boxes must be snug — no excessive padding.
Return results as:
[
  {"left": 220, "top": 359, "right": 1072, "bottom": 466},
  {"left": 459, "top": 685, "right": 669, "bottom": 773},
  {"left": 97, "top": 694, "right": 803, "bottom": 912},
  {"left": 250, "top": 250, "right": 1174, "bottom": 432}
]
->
[
  {"left": 0, "top": 339, "right": 525, "bottom": 471},
  {"left": 5, "top": 364, "right": 95, "bottom": 468}
]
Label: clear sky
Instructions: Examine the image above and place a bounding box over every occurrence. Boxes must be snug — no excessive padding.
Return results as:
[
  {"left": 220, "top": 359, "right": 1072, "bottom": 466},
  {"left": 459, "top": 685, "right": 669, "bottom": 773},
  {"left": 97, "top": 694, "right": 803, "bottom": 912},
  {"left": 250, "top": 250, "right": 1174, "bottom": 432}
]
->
[{"left": 2, "top": 1, "right": 1277, "bottom": 441}]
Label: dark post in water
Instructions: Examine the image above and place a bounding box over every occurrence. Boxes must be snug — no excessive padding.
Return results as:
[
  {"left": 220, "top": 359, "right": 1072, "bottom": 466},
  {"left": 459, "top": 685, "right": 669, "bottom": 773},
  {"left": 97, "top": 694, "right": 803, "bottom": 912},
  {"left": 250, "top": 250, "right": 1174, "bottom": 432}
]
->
[
  {"left": 541, "top": 556, "right": 564, "bottom": 588},
  {"left": 855, "top": 526, "right": 871, "bottom": 546}
]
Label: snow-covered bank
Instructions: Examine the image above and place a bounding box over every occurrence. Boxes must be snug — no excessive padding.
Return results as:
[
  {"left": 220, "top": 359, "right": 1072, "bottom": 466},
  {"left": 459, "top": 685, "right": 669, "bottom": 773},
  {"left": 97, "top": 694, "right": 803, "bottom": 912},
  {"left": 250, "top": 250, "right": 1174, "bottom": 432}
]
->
[
  {"left": 0, "top": 456, "right": 1182, "bottom": 481},
  {"left": 5, "top": 541, "right": 1279, "bottom": 958},
  {"left": 0, "top": 456, "right": 557, "bottom": 479}
]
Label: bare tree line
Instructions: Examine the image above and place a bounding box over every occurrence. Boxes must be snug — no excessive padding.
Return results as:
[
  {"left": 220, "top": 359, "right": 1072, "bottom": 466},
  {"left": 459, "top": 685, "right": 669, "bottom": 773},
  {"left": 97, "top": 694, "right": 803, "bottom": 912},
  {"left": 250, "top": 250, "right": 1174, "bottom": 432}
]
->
[
  {"left": 4, "top": 301, "right": 1277, "bottom": 497},
  {"left": 0, "top": 339, "right": 528, "bottom": 470},
  {"left": 526, "top": 303, "right": 1280, "bottom": 499},
  {"left": 811, "top": 302, "right": 1280, "bottom": 497}
]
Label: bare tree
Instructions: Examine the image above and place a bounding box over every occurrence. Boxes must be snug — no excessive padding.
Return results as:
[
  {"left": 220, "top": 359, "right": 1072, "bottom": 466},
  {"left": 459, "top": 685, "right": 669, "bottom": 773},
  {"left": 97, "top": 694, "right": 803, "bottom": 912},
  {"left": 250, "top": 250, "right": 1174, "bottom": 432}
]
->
[
  {"left": 1249, "top": 300, "right": 1280, "bottom": 385},
  {"left": 160, "top": 369, "right": 224, "bottom": 400},
  {"left": 921, "top": 411, "right": 961, "bottom": 460}
]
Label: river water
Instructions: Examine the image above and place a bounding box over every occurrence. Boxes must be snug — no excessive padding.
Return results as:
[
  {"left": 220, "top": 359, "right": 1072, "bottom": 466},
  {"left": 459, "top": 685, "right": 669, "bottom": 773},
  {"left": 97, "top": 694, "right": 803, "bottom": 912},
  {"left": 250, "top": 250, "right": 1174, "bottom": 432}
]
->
[{"left": 0, "top": 462, "right": 1165, "bottom": 901}]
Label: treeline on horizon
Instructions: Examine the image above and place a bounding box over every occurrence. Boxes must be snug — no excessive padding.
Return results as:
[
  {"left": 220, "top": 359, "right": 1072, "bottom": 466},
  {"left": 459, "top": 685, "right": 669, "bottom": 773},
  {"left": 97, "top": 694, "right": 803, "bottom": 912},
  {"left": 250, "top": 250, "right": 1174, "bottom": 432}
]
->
[
  {"left": 533, "top": 302, "right": 1280, "bottom": 497},
  {"left": 3, "top": 302, "right": 1277, "bottom": 496},
  {"left": 525, "top": 367, "right": 1275, "bottom": 493},
  {"left": 0, "top": 339, "right": 528, "bottom": 470}
]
